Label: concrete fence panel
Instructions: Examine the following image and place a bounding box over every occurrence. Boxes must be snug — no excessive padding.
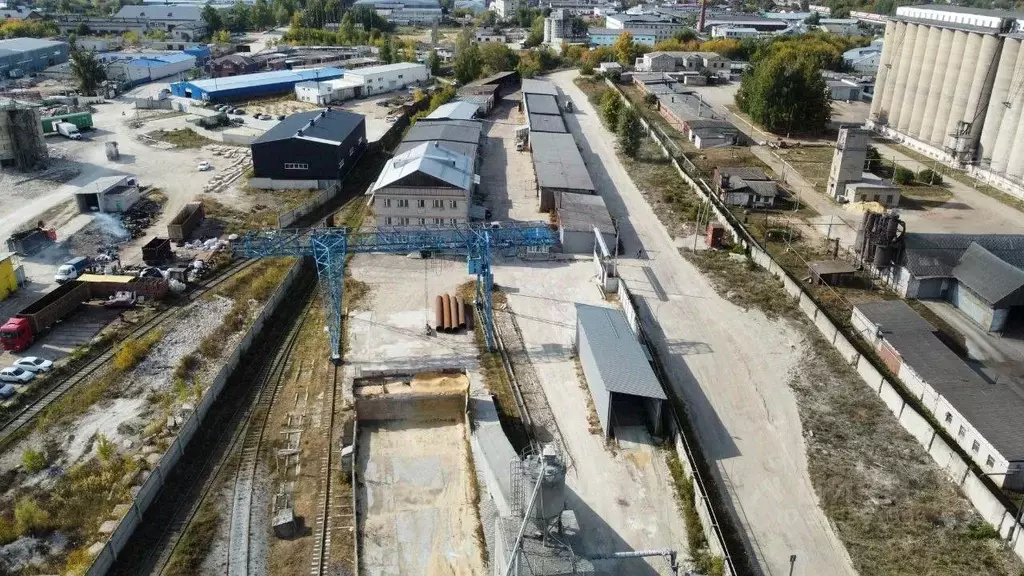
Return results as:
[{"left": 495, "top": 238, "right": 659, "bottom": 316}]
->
[
  {"left": 832, "top": 333, "right": 860, "bottom": 365},
  {"left": 1012, "top": 525, "right": 1024, "bottom": 558},
  {"left": 177, "top": 412, "right": 199, "bottom": 448},
  {"left": 898, "top": 404, "right": 935, "bottom": 447},
  {"left": 134, "top": 467, "right": 163, "bottom": 512},
  {"left": 962, "top": 472, "right": 1012, "bottom": 528},
  {"left": 812, "top": 309, "right": 839, "bottom": 345},
  {"left": 797, "top": 293, "right": 819, "bottom": 321},
  {"left": 997, "top": 511, "right": 1016, "bottom": 540},
  {"left": 927, "top": 435, "right": 970, "bottom": 484},
  {"left": 160, "top": 437, "right": 183, "bottom": 471},
  {"left": 85, "top": 546, "right": 114, "bottom": 576},
  {"left": 109, "top": 506, "right": 140, "bottom": 556},
  {"left": 896, "top": 365, "right": 928, "bottom": 401},
  {"left": 855, "top": 356, "right": 886, "bottom": 392},
  {"left": 877, "top": 380, "right": 906, "bottom": 418},
  {"left": 780, "top": 273, "right": 802, "bottom": 298}
]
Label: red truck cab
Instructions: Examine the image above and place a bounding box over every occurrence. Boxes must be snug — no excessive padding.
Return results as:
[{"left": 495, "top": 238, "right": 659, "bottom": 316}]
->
[{"left": 0, "top": 318, "right": 32, "bottom": 352}]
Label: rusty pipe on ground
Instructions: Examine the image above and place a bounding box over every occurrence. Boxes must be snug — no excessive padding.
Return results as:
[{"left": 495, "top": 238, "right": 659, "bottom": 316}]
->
[
  {"left": 435, "top": 295, "right": 444, "bottom": 331},
  {"left": 455, "top": 294, "right": 465, "bottom": 329},
  {"left": 442, "top": 293, "right": 452, "bottom": 332}
]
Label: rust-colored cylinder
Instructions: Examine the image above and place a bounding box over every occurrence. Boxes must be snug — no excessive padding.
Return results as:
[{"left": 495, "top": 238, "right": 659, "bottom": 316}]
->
[
  {"left": 442, "top": 294, "right": 453, "bottom": 332},
  {"left": 435, "top": 295, "right": 444, "bottom": 330},
  {"left": 455, "top": 295, "right": 465, "bottom": 329}
]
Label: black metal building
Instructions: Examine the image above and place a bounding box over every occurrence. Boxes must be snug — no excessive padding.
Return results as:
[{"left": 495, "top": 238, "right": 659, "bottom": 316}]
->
[{"left": 250, "top": 108, "right": 366, "bottom": 184}]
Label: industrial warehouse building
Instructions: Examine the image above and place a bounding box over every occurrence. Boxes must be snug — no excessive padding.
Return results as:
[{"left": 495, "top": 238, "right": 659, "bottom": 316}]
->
[
  {"left": 531, "top": 132, "right": 595, "bottom": 212},
  {"left": 888, "top": 233, "right": 1024, "bottom": 332},
  {"left": 352, "top": 0, "right": 442, "bottom": 24},
  {"left": 852, "top": 300, "right": 1024, "bottom": 490},
  {"left": 249, "top": 108, "right": 366, "bottom": 190},
  {"left": 575, "top": 303, "right": 666, "bottom": 438},
  {"left": 394, "top": 118, "right": 483, "bottom": 161},
  {"left": 869, "top": 5, "right": 1024, "bottom": 196},
  {"left": 555, "top": 193, "right": 616, "bottom": 254},
  {"left": 171, "top": 67, "right": 344, "bottom": 101},
  {"left": 371, "top": 141, "right": 475, "bottom": 227},
  {"left": 522, "top": 79, "right": 567, "bottom": 135},
  {"left": 0, "top": 38, "right": 69, "bottom": 77},
  {"left": 295, "top": 62, "right": 429, "bottom": 104},
  {"left": 101, "top": 52, "right": 196, "bottom": 84}
]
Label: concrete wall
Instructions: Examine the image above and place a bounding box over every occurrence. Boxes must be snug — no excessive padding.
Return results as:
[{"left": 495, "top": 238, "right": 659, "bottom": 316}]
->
[
  {"left": 85, "top": 259, "right": 304, "bottom": 576},
  {"left": 354, "top": 390, "right": 467, "bottom": 421}
]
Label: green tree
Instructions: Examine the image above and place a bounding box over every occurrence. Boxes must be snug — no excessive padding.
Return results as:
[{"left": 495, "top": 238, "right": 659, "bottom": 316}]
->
[
  {"left": 228, "top": 0, "right": 252, "bottom": 31},
  {"left": 805, "top": 11, "right": 821, "bottom": 25},
  {"left": 601, "top": 89, "right": 622, "bottom": 128},
  {"left": 672, "top": 28, "right": 696, "bottom": 43},
  {"left": 617, "top": 106, "right": 642, "bottom": 157},
  {"left": 252, "top": 0, "right": 274, "bottom": 29},
  {"left": 427, "top": 48, "right": 441, "bottom": 75},
  {"left": 339, "top": 12, "right": 355, "bottom": 42},
  {"left": 146, "top": 29, "right": 169, "bottom": 40},
  {"left": 918, "top": 168, "right": 942, "bottom": 185},
  {"left": 479, "top": 41, "right": 516, "bottom": 75},
  {"left": 122, "top": 30, "right": 139, "bottom": 46},
  {"left": 213, "top": 29, "right": 232, "bottom": 43},
  {"left": 14, "top": 498, "right": 48, "bottom": 536},
  {"left": 75, "top": 22, "right": 91, "bottom": 36},
  {"left": 453, "top": 30, "right": 482, "bottom": 83},
  {"left": 735, "top": 50, "right": 830, "bottom": 135},
  {"left": 893, "top": 166, "right": 914, "bottom": 184},
  {"left": 612, "top": 31, "right": 641, "bottom": 66},
  {"left": 380, "top": 35, "right": 394, "bottom": 64},
  {"left": 22, "top": 449, "right": 46, "bottom": 473},
  {"left": 201, "top": 2, "right": 224, "bottom": 32},
  {"left": 70, "top": 49, "right": 106, "bottom": 96}
]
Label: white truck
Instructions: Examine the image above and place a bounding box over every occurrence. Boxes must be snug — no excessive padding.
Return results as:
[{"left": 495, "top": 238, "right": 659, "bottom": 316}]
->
[{"left": 56, "top": 121, "right": 82, "bottom": 140}]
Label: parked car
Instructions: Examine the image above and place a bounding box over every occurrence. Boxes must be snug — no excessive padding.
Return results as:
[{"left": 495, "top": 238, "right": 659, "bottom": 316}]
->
[
  {"left": 230, "top": 117, "right": 244, "bottom": 125},
  {"left": 0, "top": 384, "right": 14, "bottom": 399},
  {"left": 0, "top": 366, "right": 35, "bottom": 384},
  {"left": 233, "top": 108, "right": 245, "bottom": 115},
  {"left": 252, "top": 112, "right": 261, "bottom": 118},
  {"left": 13, "top": 357, "right": 52, "bottom": 373},
  {"left": 197, "top": 161, "right": 212, "bottom": 171}
]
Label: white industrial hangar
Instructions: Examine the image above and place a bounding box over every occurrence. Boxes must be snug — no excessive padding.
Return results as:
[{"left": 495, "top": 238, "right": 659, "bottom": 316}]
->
[
  {"left": 575, "top": 304, "right": 666, "bottom": 439},
  {"left": 869, "top": 4, "right": 1024, "bottom": 193}
]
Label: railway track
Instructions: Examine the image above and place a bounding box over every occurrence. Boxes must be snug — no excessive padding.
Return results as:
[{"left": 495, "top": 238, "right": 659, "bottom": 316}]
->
[
  {"left": 225, "top": 289, "right": 317, "bottom": 576},
  {"left": 0, "top": 257, "right": 256, "bottom": 451},
  {"left": 310, "top": 361, "right": 342, "bottom": 576},
  {"left": 106, "top": 263, "right": 318, "bottom": 576}
]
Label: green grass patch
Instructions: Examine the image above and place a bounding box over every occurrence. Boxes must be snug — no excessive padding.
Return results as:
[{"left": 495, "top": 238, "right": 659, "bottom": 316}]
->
[
  {"left": 150, "top": 128, "right": 212, "bottom": 149},
  {"left": 163, "top": 488, "right": 221, "bottom": 576}
]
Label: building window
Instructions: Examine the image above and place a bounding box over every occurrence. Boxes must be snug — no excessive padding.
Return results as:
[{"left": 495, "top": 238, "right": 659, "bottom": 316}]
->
[
  {"left": 449, "top": 218, "right": 458, "bottom": 226},
  {"left": 385, "top": 217, "right": 393, "bottom": 225},
  {"left": 958, "top": 425, "right": 966, "bottom": 439},
  {"left": 418, "top": 217, "right": 425, "bottom": 225},
  {"left": 399, "top": 217, "right": 410, "bottom": 225},
  {"left": 986, "top": 455, "right": 996, "bottom": 468},
  {"left": 972, "top": 440, "right": 980, "bottom": 453},
  {"left": 433, "top": 199, "right": 444, "bottom": 208},
  {"left": 434, "top": 218, "right": 444, "bottom": 225},
  {"left": 944, "top": 412, "right": 952, "bottom": 424},
  {"left": 284, "top": 162, "right": 309, "bottom": 170},
  {"left": 448, "top": 199, "right": 458, "bottom": 209},
  {"left": 398, "top": 74, "right": 403, "bottom": 79},
  {"left": 417, "top": 199, "right": 426, "bottom": 208},
  {"left": 397, "top": 199, "right": 409, "bottom": 208},
  {"left": 383, "top": 198, "right": 392, "bottom": 207}
]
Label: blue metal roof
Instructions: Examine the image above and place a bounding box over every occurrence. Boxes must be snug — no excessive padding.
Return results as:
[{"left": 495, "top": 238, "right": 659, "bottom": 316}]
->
[{"left": 182, "top": 67, "right": 344, "bottom": 93}]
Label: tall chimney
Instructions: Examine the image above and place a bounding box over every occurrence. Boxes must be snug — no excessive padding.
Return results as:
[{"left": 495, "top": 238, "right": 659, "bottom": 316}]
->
[{"left": 698, "top": 0, "right": 707, "bottom": 33}]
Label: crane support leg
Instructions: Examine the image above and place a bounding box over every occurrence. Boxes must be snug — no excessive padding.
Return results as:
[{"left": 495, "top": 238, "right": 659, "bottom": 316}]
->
[{"left": 311, "top": 235, "right": 347, "bottom": 361}]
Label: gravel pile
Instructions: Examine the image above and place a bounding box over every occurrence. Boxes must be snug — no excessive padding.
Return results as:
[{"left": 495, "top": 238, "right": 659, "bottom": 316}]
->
[{"left": 126, "top": 296, "right": 234, "bottom": 396}]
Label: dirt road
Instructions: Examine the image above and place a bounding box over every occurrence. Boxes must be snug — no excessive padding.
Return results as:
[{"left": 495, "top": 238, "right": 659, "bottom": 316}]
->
[{"left": 550, "top": 70, "right": 857, "bottom": 576}]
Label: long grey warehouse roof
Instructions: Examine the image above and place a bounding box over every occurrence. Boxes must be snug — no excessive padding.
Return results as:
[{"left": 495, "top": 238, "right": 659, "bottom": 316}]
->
[
  {"left": 529, "top": 113, "right": 566, "bottom": 133},
  {"left": 525, "top": 93, "right": 560, "bottom": 115},
  {"left": 899, "top": 233, "right": 1024, "bottom": 279},
  {"left": 394, "top": 139, "right": 477, "bottom": 158},
  {"left": 951, "top": 243, "right": 1024, "bottom": 307},
  {"left": 531, "top": 132, "right": 594, "bottom": 192},
  {"left": 856, "top": 300, "right": 1024, "bottom": 460},
  {"left": 252, "top": 108, "right": 362, "bottom": 145},
  {"left": 372, "top": 141, "right": 473, "bottom": 192},
  {"left": 403, "top": 119, "right": 482, "bottom": 144},
  {"left": 557, "top": 193, "right": 615, "bottom": 234},
  {"left": 0, "top": 38, "right": 66, "bottom": 52},
  {"left": 576, "top": 304, "right": 666, "bottom": 400},
  {"left": 522, "top": 78, "right": 559, "bottom": 96}
]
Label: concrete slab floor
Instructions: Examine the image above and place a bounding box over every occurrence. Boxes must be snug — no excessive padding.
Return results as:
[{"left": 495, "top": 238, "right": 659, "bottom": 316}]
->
[{"left": 479, "top": 100, "right": 544, "bottom": 223}]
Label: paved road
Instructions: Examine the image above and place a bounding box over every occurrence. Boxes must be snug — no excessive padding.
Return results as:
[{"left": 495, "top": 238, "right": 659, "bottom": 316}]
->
[{"left": 551, "top": 70, "right": 858, "bottom": 576}]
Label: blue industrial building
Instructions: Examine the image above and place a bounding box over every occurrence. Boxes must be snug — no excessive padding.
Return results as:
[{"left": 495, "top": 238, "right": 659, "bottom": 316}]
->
[
  {"left": 0, "top": 38, "right": 69, "bottom": 78},
  {"left": 170, "top": 67, "right": 344, "bottom": 102}
]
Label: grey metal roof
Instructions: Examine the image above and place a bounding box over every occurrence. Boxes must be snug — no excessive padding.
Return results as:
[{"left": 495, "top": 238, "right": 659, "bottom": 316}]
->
[
  {"left": 576, "top": 304, "right": 666, "bottom": 400},
  {"left": 522, "top": 78, "right": 558, "bottom": 96},
  {"left": 900, "top": 233, "right": 1024, "bottom": 279},
  {"left": 425, "top": 101, "right": 478, "bottom": 120},
  {"left": 808, "top": 260, "right": 856, "bottom": 275},
  {"left": 372, "top": 141, "right": 473, "bottom": 192},
  {"left": 525, "top": 93, "right": 560, "bottom": 116},
  {"left": 0, "top": 38, "right": 65, "bottom": 52},
  {"left": 252, "top": 108, "right": 363, "bottom": 145},
  {"left": 855, "top": 299, "right": 1024, "bottom": 460},
  {"left": 115, "top": 4, "right": 202, "bottom": 19},
  {"left": 528, "top": 113, "right": 566, "bottom": 133},
  {"left": 557, "top": 193, "right": 615, "bottom": 234},
  {"left": 404, "top": 119, "right": 482, "bottom": 145},
  {"left": 531, "top": 132, "right": 595, "bottom": 192},
  {"left": 394, "top": 139, "right": 477, "bottom": 158},
  {"left": 951, "top": 243, "right": 1024, "bottom": 307},
  {"left": 743, "top": 180, "right": 779, "bottom": 197},
  {"left": 719, "top": 167, "right": 771, "bottom": 181},
  {"left": 687, "top": 119, "right": 737, "bottom": 130}
]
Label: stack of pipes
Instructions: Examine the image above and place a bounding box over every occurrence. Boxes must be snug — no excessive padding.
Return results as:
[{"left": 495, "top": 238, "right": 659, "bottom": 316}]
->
[{"left": 434, "top": 293, "right": 468, "bottom": 332}]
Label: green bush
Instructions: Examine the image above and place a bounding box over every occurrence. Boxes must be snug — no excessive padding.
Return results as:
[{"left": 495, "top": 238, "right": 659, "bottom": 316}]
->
[
  {"left": 893, "top": 166, "right": 915, "bottom": 185},
  {"left": 917, "top": 168, "right": 943, "bottom": 185},
  {"left": 14, "top": 498, "right": 49, "bottom": 535},
  {"left": 643, "top": 92, "right": 658, "bottom": 107},
  {"left": 0, "top": 516, "right": 16, "bottom": 545},
  {"left": 21, "top": 449, "right": 46, "bottom": 473},
  {"left": 579, "top": 62, "right": 594, "bottom": 75},
  {"left": 966, "top": 520, "right": 1000, "bottom": 540}
]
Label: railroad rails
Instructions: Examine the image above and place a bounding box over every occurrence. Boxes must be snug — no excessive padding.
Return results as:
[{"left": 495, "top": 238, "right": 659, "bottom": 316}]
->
[
  {"left": 0, "top": 257, "right": 257, "bottom": 451},
  {"left": 310, "top": 362, "right": 342, "bottom": 576}
]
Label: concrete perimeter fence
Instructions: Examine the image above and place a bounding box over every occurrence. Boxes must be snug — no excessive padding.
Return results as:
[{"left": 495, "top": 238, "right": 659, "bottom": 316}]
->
[
  {"left": 600, "top": 78, "right": 1024, "bottom": 563},
  {"left": 617, "top": 279, "right": 737, "bottom": 576},
  {"left": 86, "top": 259, "right": 304, "bottom": 575}
]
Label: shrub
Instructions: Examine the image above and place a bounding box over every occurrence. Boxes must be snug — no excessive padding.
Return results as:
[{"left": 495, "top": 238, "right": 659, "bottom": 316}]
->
[
  {"left": 893, "top": 166, "right": 915, "bottom": 185},
  {"left": 14, "top": 498, "right": 49, "bottom": 535},
  {"left": 112, "top": 330, "right": 163, "bottom": 372},
  {"left": 917, "top": 168, "right": 942, "bottom": 185},
  {"left": 579, "top": 62, "right": 594, "bottom": 75},
  {"left": 96, "top": 434, "right": 115, "bottom": 462},
  {"left": 0, "top": 516, "right": 16, "bottom": 545},
  {"left": 643, "top": 92, "right": 658, "bottom": 107},
  {"left": 22, "top": 449, "right": 46, "bottom": 474}
]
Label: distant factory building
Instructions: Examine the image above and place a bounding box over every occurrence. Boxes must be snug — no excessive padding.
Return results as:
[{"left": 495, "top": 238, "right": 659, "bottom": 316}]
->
[
  {"left": 338, "top": 62, "right": 430, "bottom": 96},
  {"left": 0, "top": 38, "right": 69, "bottom": 77},
  {"left": 395, "top": 118, "right": 483, "bottom": 161},
  {"left": 210, "top": 53, "right": 259, "bottom": 78},
  {"left": 249, "top": 108, "right": 366, "bottom": 190},
  {"left": 588, "top": 27, "right": 657, "bottom": 47},
  {"left": 843, "top": 39, "right": 883, "bottom": 75},
  {"left": 352, "top": 0, "right": 441, "bottom": 25},
  {"left": 171, "top": 67, "right": 344, "bottom": 101},
  {"left": 575, "top": 303, "right": 666, "bottom": 438},
  {"left": 103, "top": 52, "right": 196, "bottom": 83}
]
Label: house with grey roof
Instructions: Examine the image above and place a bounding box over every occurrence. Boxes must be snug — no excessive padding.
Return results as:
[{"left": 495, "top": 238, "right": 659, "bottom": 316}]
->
[
  {"left": 575, "top": 303, "right": 666, "bottom": 438},
  {"left": 890, "top": 233, "right": 1024, "bottom": 332},
  {"left": 371, "top": 141, "right": 476, "bottom": 227},
  {"left": 713, "top": 167, "right": 778, "bottom": 208},
  {"left": 852, "top": 300, "right": 1024, "bottom": 490}
]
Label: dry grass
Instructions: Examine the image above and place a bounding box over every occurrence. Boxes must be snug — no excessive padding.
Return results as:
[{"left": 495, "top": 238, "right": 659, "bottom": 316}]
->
[
  {"left": 571, "top": 354, "right": 601, "bottom": 435},
  {"left": 200, "top": 196, "right": 282, "bottom": 234},
  {"left": 691, "top": 250, "right": 1024, "bottom": 575},
  {"left": 149, "top": 128, "right": 212, "bottom": 149},
  {"left": 198, "top": 259, "right": 293, "bottom": 360}
]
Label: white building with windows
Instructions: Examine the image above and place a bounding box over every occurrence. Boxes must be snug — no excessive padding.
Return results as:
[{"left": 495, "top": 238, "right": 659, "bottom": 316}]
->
[
  {"left": 336, "top": 62, "right": 430, "bottom": 97},
  {"left": 371, "top": 142, "right": 475, "bottom": 227},
  {"left": 491, "top": 0, "right": 519, "bottom": 19}
]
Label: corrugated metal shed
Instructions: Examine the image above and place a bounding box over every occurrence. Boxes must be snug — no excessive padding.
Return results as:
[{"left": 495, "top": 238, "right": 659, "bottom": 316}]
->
[
  {"left": 522, "top": 78, "right": 559, "bottom": 96},
  {"left": 426, "top": 101, "right": 478, "bottom": 120},
  {"left": 171, "top": 67, "right": 344, "bottom": 100},
  {"left": 531, "top": 132, "right": 594, "bottom": 192},
  {"left": 404, "top": 119, "right": 482, "bottom": 144},
  {"left": 854, "top": 300, "right": 936, "bottom": 333},
  {"left": 253, "top": 108, "right": 363, "bottom": 145},
  {"left": 900, "top": 233, "right": 1024, "bottom": 278},
  {"left": 557, "top": 193, "right": 615, "bottom": 234},
  {"left": 525, "top": 93, "right": 560, "bottom": 115},
  {"left": 528, "top": 113, "right": 566, "bottom": 133},
  {"left": 576, "top": 304, "right": 665, "bottom": 400},
  {"left": 951, "top": 243, "right": 1024, "bottom": 307}
]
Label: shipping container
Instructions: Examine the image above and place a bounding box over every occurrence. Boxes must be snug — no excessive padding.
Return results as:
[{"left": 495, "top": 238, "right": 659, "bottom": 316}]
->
[
  {"left": 16, "top": 281, "right": 91, "bottom": 336},
  {"left": 6, "top": 228, "right": 55, "bottom": 256},
  {"left": 142, "top": 237, "right": 172, "bottom": 265},
  {"left": 41, "top": 111, "right": 94, "bottom": 134}
]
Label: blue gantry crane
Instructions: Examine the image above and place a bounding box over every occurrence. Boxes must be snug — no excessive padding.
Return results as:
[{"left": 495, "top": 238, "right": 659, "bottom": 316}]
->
[{"left": 234, "top": 222, "right": 556, "bottom": 359}]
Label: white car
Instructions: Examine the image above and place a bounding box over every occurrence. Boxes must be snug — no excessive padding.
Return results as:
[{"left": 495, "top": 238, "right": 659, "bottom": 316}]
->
[
  {"left": 0, "top": 367, "right": 35, "bottom": 384},
  {"left": 14, "top": 357, "right": 52, "bottom": 373},
  {"left": 197, "top": 161, "right": 212, "bottom": 171}
]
